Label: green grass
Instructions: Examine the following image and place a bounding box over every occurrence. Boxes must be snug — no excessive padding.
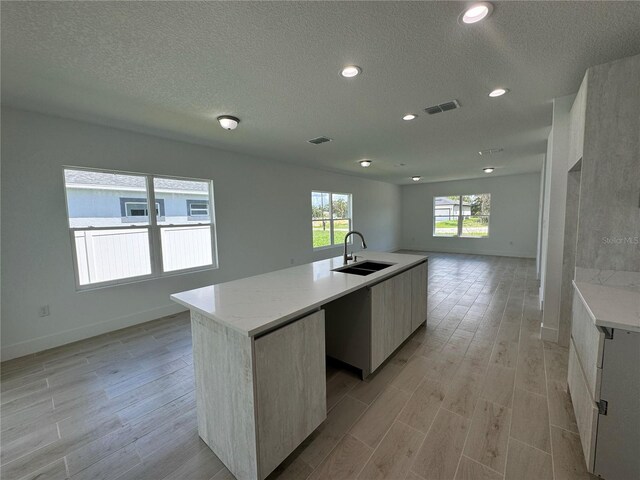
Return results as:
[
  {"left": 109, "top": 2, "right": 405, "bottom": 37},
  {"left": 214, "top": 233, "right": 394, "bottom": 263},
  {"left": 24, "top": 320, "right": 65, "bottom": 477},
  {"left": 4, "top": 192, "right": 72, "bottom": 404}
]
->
[
  {"left": 435, "top": 217, "right": 486, "bottom": 228},
  {"left": 312, "top": 219, "right": 350, "bottom": 248},
  {"left": 434, "top": 217, "right": 489, "bottom": 238},
  {"left": 313, "top": 229, "right": 331, "bottom": 248},
  {"left": 435, "top": 220, "right": 459, "bottom": 228}
]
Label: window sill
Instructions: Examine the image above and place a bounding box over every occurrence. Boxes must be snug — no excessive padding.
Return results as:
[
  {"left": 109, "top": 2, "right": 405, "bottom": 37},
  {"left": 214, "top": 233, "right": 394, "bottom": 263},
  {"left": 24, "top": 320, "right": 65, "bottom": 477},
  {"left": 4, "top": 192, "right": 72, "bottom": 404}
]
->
[
  {"left": 313, "top": 242, "right": 353, "bottom": 251},
  {"left": 432, "top": 236, "right": 490, "bottom": 239}
]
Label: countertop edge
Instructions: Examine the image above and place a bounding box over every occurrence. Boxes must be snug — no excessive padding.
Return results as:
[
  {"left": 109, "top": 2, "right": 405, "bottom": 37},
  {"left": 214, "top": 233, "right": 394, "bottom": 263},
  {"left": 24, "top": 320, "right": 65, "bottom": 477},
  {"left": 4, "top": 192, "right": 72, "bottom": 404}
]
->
[
  {"left": 172, "top": 253, "right": 428, "bottom": 337},
  {"left": 572, "top": 280, "right": 640, "bottom": 333}
]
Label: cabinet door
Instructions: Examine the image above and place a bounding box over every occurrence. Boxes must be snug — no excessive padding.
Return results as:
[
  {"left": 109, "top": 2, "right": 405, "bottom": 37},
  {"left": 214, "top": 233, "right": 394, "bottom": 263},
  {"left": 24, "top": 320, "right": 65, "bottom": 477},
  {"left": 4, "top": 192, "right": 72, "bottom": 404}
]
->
[
  {"left": 568, "top": 339, "right": 598, "bottom": 473},
  {"left": 571, "top": 292, "right": 604, "bottom": 398},
  {"left": 371, "top": 278, "right": 394, "bottom": 371},
  {"left": 254, "top": 310, "right": 326, "bottom": 479},
  {"left": 371, "top": 270, "right": 415, "bottom": 372},
  {"left": 411, "top": 262, "right": 428, "bottom": 332},
  {"left": 392, "top": 271, "right": 412, "bottom": 350}
]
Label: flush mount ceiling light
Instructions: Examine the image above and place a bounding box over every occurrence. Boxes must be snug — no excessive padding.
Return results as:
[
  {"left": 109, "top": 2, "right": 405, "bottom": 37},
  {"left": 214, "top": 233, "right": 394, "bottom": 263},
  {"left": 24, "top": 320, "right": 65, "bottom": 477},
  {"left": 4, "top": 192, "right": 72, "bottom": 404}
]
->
[
  {"left": 341, "top": 65, "right": 362, "bottom": 78},
  {"left": 403, "top": 114, "right": 418, "bottom": 121},
  {"left": 412, "top": 176, "right": 421, "bottom": 182},
  {"left": 359, "top": 160, "right": 372, "bottom": 168},
  {"left": 460, "top": 2, "right": 494, "bottom": 24},
  {"left": 483, "top": 167, "right": 495, "bottom": 173},
  {"left": 489, "top": 88, "right": 509, "bottom": 97},
  {"left": 217, "top": 115, "right": 239, "bottom": 130}
]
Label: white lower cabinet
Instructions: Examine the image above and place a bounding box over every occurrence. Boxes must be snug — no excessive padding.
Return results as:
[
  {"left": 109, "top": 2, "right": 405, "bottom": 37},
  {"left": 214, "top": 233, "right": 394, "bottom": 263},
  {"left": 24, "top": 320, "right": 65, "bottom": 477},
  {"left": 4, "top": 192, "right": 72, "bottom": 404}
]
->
[
  {"left": 568, "top": 291, "right": 640, "bottom": 480},
  {"left": 567, "top": 339, "right": 598, "bottom": 470}
]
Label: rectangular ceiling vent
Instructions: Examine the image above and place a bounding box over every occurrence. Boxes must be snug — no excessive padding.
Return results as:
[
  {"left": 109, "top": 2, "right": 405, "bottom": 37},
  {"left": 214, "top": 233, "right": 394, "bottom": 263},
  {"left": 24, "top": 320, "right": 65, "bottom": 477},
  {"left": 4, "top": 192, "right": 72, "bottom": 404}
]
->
[
  {"left": 424, "top": 99, "right": 461, "bottom": 115},
  {"left": 479, "top": 148, "right": 504, "bottom": 156},
  {"left": 308, "top": 136, "right": 332, "bottom": 145}
]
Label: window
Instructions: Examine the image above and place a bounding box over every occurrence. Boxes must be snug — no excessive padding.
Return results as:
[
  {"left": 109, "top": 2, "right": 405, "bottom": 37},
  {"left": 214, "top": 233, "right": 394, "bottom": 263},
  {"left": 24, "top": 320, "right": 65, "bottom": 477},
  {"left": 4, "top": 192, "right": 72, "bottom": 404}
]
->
[
  {"left": 186, "top": 199, "right": 209, "bottom": 219},
  {"left": 433, "top": 194, "right": 490, "bottom": 238},
  {"left": 63, "top": 167, "right": 217, "bottom": 288},
  {"left": 311, "top": 191, "right": 352, "bottom": 248},
  {"left": 120, "top": 198, "right": 165, "bottom": 222}
]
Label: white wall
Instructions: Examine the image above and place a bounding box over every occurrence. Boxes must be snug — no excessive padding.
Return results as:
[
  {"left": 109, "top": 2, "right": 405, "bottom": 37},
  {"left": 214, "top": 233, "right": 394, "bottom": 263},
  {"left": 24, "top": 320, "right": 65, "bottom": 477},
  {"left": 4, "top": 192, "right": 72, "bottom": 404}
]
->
[
  {"left": 400, "top": 172, "right": 541, "bottom": 258},
  {"left": 539, "top": 95, "right": 574, "bottom": 342},
  {"left": 0, "top": 107, "right": 401, "bottom": 360}
]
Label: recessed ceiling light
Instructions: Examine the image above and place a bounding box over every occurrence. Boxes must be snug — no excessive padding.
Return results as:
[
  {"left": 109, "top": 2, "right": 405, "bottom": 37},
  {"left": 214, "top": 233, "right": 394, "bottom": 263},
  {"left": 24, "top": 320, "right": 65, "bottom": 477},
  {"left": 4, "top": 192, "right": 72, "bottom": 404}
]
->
[
  {"left": 460, "top": 2, "right": 493, "bottom": 24},
  {"left": 217, "top": 115, "right": 239, "bottom": 130},
  {"left": 359, "top": 160, "right": 372, "bottom": 168},
  {"left": 489, "top": 88, "right": 509, "bottom": 97},
  {"left": 403, "top": 114, "right": 417, "bottom": 121},
  {"left": 483, "top": 167, "right": 495, "bottom": 173},
  {"left": 341, "top": 65, "right": 362, "bottom": 78},
  {"left": 412, "top": 176, "right": 421, "bottom": 182}
]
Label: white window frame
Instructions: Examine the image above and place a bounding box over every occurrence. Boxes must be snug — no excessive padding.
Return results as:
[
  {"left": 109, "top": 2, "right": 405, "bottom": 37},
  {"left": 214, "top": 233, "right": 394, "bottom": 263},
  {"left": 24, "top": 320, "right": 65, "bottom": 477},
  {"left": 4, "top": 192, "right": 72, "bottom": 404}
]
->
[
  {"left": 187, "top": 200, "right": 209, "bottom": 219},
  {"left": 124, "top": 201, "right": 160, "bottom": 217},
  {"left": 63, "top": 166, "right": 219, "bottom": 291},
  {"left": 432, "top": 194, "right": 490, "bottom": 238},
  {"left": 311, "top": 191, "right": 353, "bottom": 250}
]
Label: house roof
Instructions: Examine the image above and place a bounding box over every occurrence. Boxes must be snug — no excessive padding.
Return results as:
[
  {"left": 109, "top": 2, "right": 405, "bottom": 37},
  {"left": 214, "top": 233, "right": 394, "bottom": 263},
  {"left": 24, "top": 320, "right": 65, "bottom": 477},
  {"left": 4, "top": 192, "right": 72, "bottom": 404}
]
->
[
  {"left": 64, "top": 169, "right": 208, "bottom": 192},
  {"left": 435, "top": 197, "right": 470, "bottom": 206}
]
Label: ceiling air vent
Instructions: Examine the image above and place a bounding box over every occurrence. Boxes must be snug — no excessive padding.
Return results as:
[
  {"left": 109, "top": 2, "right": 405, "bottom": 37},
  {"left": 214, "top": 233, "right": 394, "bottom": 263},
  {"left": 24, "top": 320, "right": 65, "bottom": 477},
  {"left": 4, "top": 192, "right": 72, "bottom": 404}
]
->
[
  {"left": 424, "top": 99, "right": 461, "bottom": 115},
  {"left": 308, "top": 136, "right": 332, "bottom": 145},
  {"left": 479, "top": 148, "right": 504, "bottom": 156}
]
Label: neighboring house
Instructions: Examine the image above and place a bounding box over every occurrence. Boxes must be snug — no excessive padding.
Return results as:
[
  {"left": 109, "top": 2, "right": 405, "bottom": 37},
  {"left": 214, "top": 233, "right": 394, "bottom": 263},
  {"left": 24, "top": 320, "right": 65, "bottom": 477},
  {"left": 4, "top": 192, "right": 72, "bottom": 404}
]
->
[
  {"left": 64, "top": 170, "right": 210, "bottom": 226},
  {"left": 434, "top": 197, "right": 471, "bottom": 220}
]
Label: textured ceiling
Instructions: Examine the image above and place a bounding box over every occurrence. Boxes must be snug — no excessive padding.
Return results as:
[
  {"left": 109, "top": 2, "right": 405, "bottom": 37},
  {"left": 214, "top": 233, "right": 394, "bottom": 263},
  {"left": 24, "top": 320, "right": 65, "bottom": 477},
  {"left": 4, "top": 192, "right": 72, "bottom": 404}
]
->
[{"left": 2, "top": 1, "right": 640, "bottom": 184}]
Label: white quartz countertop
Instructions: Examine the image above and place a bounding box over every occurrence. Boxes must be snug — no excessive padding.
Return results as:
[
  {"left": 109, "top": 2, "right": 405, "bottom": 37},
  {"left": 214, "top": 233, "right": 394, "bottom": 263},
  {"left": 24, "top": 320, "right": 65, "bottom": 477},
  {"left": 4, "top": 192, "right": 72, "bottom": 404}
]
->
[
  {"left": 171, "top": 251, "right": 427, "bottom": 337},
  {"left": 573, "top": 281, "right": 640, "bottom": 333}
]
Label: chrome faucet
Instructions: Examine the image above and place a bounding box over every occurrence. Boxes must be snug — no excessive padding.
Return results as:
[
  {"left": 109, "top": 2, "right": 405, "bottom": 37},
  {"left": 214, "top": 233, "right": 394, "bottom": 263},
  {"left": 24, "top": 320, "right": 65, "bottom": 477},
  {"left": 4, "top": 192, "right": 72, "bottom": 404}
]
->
[{"left": 343, "top": 231, "right": 367, "bottom": 265}]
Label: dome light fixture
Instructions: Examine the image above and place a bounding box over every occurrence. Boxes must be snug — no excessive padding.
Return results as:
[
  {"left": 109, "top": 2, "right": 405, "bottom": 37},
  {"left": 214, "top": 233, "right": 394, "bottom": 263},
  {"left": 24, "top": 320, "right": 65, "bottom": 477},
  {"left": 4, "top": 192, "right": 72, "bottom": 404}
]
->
[
  {"left": 403, "top": 114, "right": 418, "bottom": 121},
  {"left": 489, "top": 88, "right": 509, "bottom": 98},
  {"left": 359, "top": 160, "right": 372, "bottom": 168},
  {"left": 460, "top": 2, "right": 494, "bottom": 24},
  {"left": 483, "top": 167, "right": 495, "bottom": 173},
  {"left": 341, "top": 65, "right": 362, "bottom": 78},
  {"left": 412, "top": 176, "right": 421, "bottom": 182},
  {"left": 217, "top": 115, "right": 240, "bottom": 130}
]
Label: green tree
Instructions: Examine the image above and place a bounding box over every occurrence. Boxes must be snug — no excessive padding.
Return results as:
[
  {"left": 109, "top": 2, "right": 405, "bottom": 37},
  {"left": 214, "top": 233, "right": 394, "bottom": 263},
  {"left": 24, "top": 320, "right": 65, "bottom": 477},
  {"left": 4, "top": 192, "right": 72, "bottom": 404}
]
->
[
  {"left": 332, "top": 198, "right": 349, "bottom": 219},
  {"left": 470, "top": 194, "right": 490, "bottom": 222}
]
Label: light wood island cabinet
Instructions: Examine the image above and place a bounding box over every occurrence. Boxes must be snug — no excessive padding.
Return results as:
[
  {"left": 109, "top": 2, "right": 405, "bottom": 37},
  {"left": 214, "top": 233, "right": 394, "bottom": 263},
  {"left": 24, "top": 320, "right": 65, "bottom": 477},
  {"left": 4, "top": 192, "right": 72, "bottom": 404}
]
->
[
  {"left": 325, "top": 260, "right": 428, "bottom": 375},
  {"left": 173, "top": 251, "right": 429, "bottom": 480},
  {"left": 191, "top": 309, "right": 326, "bottom": 480}
]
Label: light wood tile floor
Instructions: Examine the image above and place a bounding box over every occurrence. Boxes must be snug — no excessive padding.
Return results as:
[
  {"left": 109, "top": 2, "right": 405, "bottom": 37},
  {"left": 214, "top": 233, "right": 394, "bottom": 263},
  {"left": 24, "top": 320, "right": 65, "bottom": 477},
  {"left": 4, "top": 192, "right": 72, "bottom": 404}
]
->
[{"left": 1, "top": 253, "right": 597, "bottom": 480}]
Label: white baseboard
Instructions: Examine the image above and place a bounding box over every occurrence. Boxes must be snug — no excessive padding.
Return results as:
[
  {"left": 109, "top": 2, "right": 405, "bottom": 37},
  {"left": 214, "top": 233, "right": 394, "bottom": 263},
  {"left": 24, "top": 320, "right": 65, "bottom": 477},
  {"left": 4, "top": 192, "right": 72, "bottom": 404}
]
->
[
  {"left": 1, "top": 303, "right": 187, "bottom": 361},
  {"left": 401, "top": 245, "right": 536, "bottom": 259}
]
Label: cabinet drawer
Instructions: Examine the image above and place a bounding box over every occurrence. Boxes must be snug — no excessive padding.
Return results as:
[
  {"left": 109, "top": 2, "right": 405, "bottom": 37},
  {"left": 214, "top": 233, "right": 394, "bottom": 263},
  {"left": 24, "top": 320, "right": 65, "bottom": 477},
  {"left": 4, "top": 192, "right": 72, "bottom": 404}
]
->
[
  {"left": 568, "top": 339, "right": 598, "bottom": 473},
  {"left": 571, "top": 292, "right": 604, "bottom": 398}
]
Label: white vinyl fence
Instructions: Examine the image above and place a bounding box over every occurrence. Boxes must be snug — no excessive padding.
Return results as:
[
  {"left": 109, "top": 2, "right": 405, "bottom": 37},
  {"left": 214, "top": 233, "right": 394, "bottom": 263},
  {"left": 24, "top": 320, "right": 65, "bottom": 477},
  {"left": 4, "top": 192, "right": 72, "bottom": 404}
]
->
[{"left": 74, "top": 226, "right": 212, "bottom": 285}]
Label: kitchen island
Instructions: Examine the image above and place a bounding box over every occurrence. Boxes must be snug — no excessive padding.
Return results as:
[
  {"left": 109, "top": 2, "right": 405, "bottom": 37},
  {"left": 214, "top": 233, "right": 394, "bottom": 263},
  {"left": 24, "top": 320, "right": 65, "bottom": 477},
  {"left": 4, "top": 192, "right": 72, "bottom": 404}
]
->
[{"left": 171, "top": 251, "right": 428, "bottom": 480}]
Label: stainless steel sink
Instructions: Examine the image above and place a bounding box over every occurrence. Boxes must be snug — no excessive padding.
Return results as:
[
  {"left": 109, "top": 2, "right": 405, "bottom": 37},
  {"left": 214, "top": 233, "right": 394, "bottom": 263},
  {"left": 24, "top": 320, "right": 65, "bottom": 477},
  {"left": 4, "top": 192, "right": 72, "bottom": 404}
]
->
[{"left": 332, "top": 260, "right": 395, "bottom": 276}]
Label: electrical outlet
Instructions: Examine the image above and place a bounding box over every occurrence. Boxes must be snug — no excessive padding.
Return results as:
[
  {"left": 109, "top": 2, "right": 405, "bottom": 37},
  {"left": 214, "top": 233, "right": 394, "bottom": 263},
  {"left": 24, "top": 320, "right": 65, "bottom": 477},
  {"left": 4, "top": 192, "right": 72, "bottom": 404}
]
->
[
  {"left": 38, "top": 305, "right": 50, "bottom": 317},
  {"left": 290, "top": 258, "right": 295, "bottom": 265}
]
